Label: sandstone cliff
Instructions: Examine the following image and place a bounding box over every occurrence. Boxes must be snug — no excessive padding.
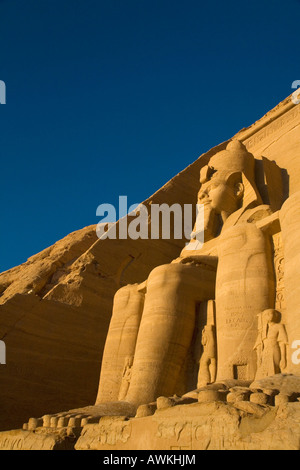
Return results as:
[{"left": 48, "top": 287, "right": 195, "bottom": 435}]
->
[
  {"left": 0, "top": 142, "right": 227, "bottom": 431},
  {"left": 0, "top": 91, "right": 299, "bottom": 433}
]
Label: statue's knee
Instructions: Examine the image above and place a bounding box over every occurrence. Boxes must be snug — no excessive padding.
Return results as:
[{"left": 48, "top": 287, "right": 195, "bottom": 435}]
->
[
  {"left": 114, "top": 283, "right": 138, "bottom": 300},
  {"left": 148, "top": 262, "right": 203, "bottom": 288},
  {"left": 112, "top": 283, "right": 143, "bottom": 314},
  {"left": 147, "top": 264, "right": 179, "bottom": 289}
]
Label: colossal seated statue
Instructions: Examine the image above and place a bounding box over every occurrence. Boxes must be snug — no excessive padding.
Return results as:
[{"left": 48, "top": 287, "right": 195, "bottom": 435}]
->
[
  {"left": 96, "top": 139, "right": 283, "bottom": 407},
  {"left": 7, "top": 135, "right": 300, "bottom": 450}
]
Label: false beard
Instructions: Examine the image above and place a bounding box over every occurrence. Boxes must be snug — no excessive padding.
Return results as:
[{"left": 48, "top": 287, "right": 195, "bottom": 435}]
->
[{"left": 190, "top": 203, "right": 220, "bottom": 244}]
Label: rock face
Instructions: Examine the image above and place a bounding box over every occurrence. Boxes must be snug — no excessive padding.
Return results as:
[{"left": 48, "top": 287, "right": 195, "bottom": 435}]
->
[
  {"left": 1, "top": 91, "right": 300, "bottom": 451},
  {"left": 0, "top": 142, "right": 225, "bottom": 431}
]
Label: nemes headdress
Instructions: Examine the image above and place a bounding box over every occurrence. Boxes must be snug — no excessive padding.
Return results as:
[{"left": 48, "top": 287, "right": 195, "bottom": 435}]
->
[{"left": 200, "top": 139, "right": 262, "bottom": 210}]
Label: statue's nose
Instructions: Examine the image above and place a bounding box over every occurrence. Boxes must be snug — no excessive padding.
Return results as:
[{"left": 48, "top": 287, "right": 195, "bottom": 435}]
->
[{"left": 199, "top": 190, "right": 210, "bottom": 202}]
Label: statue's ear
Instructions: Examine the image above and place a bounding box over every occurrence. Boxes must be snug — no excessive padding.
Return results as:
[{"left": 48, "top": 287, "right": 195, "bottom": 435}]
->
[{"left": 235, "top": 182, "right": 244, "bottom": 200}]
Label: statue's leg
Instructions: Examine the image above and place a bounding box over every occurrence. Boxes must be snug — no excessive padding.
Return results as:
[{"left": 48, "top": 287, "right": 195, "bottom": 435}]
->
[
  {"left": 197, "top": 354, "right": 211, "bottom": 387},
  {"left": 280, "top": 191, "right": 300, "bottom": 374},
  {"left": 215, "top": 223, "right": 275, "bottom": 381},
  {"left": 22, "top": 284, "right": 144, "bottom": 431},
  {"left": 96, "top": 283, "right": 145, "bottom": 403},
  {"left": 125, "top": 263, "right": 216, "bottom": 406},
  {"left": 209, "top": 358, "right": 217, "bottom": 383},
  {"left": 118, "top": 378, "right": 130, "bottom": 401}
]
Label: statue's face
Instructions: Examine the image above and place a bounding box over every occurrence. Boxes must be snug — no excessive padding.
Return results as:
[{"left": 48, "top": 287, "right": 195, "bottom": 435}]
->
[
  {"left": 263, "top": 309, "right": 280, "bottom": 323},
  {"left": 263, "top": 309, "right": 278, "bottom": 323},
  {"left": 198, "top": 176, "right": 239, "bottom": 215}
]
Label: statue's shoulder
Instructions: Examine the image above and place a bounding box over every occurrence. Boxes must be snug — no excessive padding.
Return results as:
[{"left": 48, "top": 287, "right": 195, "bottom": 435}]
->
[
  {"left": 218, "top": 205, "right": 277, "bottom": 252},
  {"left": 225, "top": 204, "right": 273, "bottom": 228},
  {"left": 241, "top": 205, "right": 273, "bottom": 224}
]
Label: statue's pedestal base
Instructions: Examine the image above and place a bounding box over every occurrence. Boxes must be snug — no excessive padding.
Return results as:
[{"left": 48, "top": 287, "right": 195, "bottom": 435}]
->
[
  {"left": 1, "top": 375, "right": 300, "bottom": 450},
  {"left": 1, "top": 401, "right": 300, "bottom": 451},
  {"left": 0, "top": 427, "right": 76, "bottom": 450}
]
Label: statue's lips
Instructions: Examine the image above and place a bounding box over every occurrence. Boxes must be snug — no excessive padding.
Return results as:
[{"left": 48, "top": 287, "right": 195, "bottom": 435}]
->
[{"left": 199, "top": 200, "right": 211, "bottom": 205}]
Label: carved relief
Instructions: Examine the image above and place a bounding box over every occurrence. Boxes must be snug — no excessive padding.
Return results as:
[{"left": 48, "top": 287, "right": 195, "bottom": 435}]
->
[
  {"left": 98, "top": 417, "right": 132, "bottom": 445},
  {"left": 273, "top": 232, "right": 286, "bottom": 312},
  {"left": 118, "top": 356, "right": 133, "bottom": 401},
  {"left": 197, "top": 324, "right": 217, "bottom": 387},
  {"left": 254, "top": 309, "right": 288, "bottom": 380},
  {"left": 194, "top": 300, "right": 217, "bottom": 388},
  {"left": 245, "top": 103, "right": 300, "bottom": 150},
  {"left": 157, "top": 421, "right": 191, "bottom": 442}
]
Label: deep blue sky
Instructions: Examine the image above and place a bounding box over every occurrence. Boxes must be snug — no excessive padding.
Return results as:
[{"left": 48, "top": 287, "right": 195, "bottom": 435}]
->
[{"left": 0, "top": 0, "right": 299, "bottom": 272}]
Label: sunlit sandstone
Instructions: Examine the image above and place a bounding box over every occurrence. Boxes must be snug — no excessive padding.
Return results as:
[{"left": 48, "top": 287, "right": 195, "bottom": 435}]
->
[{"left": 1, "top": 92, "right": 300, "bottom": 450}]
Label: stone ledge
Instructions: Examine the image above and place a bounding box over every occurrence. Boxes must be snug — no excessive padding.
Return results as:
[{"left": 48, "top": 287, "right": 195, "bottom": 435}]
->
[{"left": 1, "top": 399, "right": 300, "bottom": 451}]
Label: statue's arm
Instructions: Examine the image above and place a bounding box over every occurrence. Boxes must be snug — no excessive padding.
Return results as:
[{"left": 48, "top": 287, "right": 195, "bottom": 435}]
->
[
  {"left": 172, "top": 254, "right": 218, "bottom": 270},
  {"left": 278, "top": 324, "right": 288, "bottom": 370}
]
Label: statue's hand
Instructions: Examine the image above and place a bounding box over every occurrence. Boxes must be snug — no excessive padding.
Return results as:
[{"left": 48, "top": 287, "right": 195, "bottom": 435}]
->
[
  {"left": 171, "top": 257, "right": 183, "bottom": 264},
  {"left": 171, "top": 256, "right": 201, "bottom": 266},
  {"left": 172, "top": 255, "right": 218, "bottom": 270},
  {"left": 181, "top": 255, "right": 218, "bottom": 269},
  {"left": 280, "top": 358, "right": 287, "bottom": 370},
  {"left": 171, "top": 256, "right": 200, "bottom": 265}
]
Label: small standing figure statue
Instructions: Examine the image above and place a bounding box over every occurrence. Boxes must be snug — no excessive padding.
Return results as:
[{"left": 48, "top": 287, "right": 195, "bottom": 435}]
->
[
  {"left": 118, "top": 356, "right": 133, "bottom": 401},
  {"left": 254, "top": 309, "right": 288, "bottom": 380},
  {"left": 197, "top": 325, "right": 217, "bottom": 388}
]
